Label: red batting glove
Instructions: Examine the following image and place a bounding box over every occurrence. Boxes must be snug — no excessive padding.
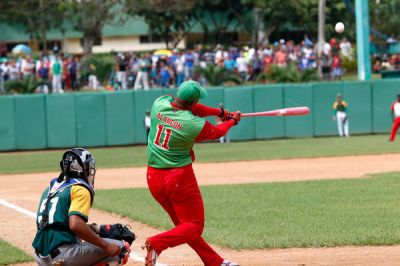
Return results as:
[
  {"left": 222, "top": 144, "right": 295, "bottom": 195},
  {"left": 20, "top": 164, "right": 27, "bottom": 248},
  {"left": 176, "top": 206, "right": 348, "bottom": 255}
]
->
[
  {"left": 219, "top": 108, "right": 230, "bottom": 121},
  {"left": 229, "top": 111, "right": 242, "bottom": 125}
]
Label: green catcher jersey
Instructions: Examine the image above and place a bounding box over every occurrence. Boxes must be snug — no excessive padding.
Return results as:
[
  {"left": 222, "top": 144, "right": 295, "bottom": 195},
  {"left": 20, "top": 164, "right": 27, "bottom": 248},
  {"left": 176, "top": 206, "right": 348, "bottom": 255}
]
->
[
  {"left": 32, "top": 179, "right": 93, "bottom": 256},
  {"left": 148, "top": 95, "right": 205, "bottom": 168}
]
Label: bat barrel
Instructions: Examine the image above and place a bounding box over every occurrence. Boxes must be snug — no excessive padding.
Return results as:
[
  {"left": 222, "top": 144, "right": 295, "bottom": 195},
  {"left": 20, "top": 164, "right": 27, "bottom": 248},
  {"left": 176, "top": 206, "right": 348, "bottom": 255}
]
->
[{"left": 242, "top": 107, "right": 310, "bottom": 117}]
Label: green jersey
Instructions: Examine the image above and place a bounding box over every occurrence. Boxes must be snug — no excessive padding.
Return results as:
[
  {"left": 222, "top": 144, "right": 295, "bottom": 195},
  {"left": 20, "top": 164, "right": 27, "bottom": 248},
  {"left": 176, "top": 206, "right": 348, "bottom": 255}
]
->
[
  {"left": 333, "top": 100, "right": 348, "bottom": 114},
  {"left": 139, "top": 59, "right": 149, "bottom": 72},
  {"left": 52, "top": 61, "right": 62, "bottom": 75},
  {"left": 32, "top": 178, "right": 93, "bottom": 256},
  {"left": 148, "top": 95, "right": 205, "bottom": 168}
]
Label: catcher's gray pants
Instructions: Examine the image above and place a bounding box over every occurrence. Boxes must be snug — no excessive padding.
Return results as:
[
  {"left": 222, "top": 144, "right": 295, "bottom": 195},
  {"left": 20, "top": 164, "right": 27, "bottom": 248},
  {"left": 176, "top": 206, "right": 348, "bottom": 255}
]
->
[{"left": 34, "top": 238, "right": 124, "bottom": 266}]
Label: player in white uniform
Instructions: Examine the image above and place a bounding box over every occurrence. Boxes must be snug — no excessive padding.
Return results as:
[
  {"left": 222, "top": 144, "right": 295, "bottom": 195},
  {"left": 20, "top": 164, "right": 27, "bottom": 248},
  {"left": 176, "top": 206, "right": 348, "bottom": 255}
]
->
[
  {"left": 332, "top": 94, "right": 349, "bottom": 137},
  {"left": 389, "top": 94, "right": 400, "bottom": 141}
]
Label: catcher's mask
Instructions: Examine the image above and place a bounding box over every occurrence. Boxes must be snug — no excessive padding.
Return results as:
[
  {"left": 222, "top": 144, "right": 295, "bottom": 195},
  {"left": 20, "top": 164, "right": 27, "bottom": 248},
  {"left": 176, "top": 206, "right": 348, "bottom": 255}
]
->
[{"left": 59, "top": 148, "right": 96, "bottom": 188}]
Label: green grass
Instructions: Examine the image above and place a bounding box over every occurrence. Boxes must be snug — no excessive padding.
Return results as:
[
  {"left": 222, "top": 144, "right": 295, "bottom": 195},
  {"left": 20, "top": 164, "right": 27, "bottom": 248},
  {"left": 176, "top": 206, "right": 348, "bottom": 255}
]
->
[
  {"left": 95, "top": 172, "right": 400, "bottom": 249},
  {"left": 0, "top": 146, "right": 148, "bottom": 174},
  {"left": 0, "top": 238, "right": 32, "bottom": 265},
  {"left": 0, "top": 135, "right": 400, "bottom": 175}
]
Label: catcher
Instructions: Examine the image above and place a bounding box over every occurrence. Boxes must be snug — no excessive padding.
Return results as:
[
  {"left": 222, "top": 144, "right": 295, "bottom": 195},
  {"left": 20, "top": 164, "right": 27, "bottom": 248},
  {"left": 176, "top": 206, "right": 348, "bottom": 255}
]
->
[{"left": 32, "top": 148, "right": 135, "bottom": 266}]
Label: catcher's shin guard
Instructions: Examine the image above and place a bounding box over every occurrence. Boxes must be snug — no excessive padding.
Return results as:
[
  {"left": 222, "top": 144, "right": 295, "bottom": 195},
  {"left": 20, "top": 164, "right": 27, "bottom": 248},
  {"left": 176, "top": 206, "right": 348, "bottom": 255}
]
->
[{"left": 120, "top": 240, "right": 131, "bottom": 265}]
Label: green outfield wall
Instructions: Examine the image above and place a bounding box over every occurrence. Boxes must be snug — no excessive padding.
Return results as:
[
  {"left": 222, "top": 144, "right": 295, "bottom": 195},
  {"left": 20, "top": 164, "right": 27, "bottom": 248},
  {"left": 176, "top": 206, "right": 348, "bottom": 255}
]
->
[{"left": 0, "top": 79, "right": 399, "bottom": 151}]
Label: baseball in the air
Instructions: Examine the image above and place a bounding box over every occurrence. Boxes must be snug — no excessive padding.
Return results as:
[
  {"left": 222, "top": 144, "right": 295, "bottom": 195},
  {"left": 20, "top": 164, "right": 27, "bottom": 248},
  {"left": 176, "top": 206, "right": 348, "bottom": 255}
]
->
[{"left": 335, "top": 22, "right": 345, "bottom": 33}]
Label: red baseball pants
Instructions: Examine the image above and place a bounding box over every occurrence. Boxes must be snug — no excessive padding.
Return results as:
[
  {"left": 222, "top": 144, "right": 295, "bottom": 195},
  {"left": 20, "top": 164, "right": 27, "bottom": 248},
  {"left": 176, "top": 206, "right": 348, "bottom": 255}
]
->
[
  {"left": 390, "top": 117, "right": 400, "bottom": 141},
  {"left": 146, "top": 164, "right": 223, "bottom": 266}
]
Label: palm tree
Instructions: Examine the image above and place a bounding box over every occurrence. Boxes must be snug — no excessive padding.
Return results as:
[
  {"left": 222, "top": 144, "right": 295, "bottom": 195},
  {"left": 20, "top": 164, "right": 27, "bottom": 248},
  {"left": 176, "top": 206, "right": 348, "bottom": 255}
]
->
[
  {"left": 194, "top": 64, "right": 242, "bottom": 86},
  {"left": 265, "top": 64, "right": 319, "bottom": 83}
]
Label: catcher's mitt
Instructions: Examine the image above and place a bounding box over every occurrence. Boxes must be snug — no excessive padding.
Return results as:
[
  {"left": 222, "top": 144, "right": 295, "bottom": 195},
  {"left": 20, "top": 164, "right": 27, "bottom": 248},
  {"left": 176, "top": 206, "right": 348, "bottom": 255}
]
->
[{"left": 93, "top": 223, "right": 136, "bottom": 245}]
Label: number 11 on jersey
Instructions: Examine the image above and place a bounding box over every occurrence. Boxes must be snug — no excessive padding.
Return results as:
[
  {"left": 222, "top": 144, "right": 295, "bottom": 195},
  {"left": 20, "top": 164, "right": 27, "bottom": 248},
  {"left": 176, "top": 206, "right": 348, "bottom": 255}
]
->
[{"left": 154, "top": 124, "right": 172, "bottom": 150}]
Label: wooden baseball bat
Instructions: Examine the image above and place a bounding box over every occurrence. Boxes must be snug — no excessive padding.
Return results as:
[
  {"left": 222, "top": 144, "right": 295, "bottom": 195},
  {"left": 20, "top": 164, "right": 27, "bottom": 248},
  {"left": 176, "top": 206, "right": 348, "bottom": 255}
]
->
[{"left": 241, "top": 107, "right": 310, "bottom": 117}]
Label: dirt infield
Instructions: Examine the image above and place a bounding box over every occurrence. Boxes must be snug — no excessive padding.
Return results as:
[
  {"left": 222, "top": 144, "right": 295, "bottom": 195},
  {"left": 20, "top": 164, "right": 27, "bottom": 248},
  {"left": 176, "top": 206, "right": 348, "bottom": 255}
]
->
[{"left": 2, "top": 154, "right": 400, "bottom": 265}]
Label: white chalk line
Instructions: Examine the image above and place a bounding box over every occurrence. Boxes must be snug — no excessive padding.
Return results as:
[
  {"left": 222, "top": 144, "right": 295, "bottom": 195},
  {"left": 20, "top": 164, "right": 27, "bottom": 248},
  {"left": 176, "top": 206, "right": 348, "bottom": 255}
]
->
[
  {"left": 0, "top": 198, "right": 168, "bottom": 266},
  {"left": 0, "top": 198, "right": 37, "bottom": 218},
  {"left": 130, "top": 251, "right": 168, "bottom": 266}
]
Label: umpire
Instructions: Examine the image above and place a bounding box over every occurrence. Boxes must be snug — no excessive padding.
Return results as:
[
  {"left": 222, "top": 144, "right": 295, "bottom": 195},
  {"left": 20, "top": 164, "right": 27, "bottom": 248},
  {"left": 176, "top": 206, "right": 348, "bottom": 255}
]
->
[{"left": 32, "top": 148, "right": 129, "bottom": 266}]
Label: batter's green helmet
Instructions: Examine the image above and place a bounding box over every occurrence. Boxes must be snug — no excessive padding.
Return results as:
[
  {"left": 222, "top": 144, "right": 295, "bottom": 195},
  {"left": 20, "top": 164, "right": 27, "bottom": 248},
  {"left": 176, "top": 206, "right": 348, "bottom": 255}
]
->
[{"left": 177, "top": 80, "right": 207, "bottom": 102}]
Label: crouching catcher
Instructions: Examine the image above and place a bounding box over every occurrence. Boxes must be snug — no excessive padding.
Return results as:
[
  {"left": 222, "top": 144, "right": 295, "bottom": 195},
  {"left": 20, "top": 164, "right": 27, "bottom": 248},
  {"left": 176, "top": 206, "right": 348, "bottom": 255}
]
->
[{"left": 32, "top": 148, "right": 135, "bottom": 266}]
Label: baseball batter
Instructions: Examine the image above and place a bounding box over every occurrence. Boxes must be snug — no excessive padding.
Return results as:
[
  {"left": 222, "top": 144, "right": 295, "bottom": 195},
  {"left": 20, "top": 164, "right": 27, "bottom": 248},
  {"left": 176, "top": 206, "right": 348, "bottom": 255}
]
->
[
  {"left": 389, "top": 93, "right": 400, "bottom": 141},
  {"left": 145, "top": 80, "right": 240, "bottom": 266},
  {"left": 32, "top": 148, "right": 130, "bottom": 266},
  {"left": 332, "top": 94, "right": 349, "bottom": 137}
]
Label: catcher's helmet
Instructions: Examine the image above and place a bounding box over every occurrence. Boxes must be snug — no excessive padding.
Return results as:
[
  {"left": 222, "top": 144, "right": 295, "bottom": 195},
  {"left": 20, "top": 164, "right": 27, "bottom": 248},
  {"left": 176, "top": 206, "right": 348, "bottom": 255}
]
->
[{"left": 60, "top": 148, "right": 96, "bottom": 187}]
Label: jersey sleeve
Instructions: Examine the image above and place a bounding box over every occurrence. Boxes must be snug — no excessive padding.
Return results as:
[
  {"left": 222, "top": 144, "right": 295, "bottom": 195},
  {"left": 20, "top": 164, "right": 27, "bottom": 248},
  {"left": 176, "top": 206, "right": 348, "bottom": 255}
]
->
[
  {"left": 69, "top": 186, "right": 91, "bottom": 222},
  {"left": 195, "top": 120, "right": 235, "bottom": 142},
  {"left": 191, "top": 103, "right": 221, "bottom": 117},
  {"left": 332, "top": 102, "right": 338, "bottom": 115}
]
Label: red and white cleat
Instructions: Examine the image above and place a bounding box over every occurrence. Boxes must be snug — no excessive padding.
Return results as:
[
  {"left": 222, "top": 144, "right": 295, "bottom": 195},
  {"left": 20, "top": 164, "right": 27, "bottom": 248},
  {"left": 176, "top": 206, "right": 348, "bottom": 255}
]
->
[
  {"left": 144, "top": 240, "right": 158, "bottom": 266},
  {"left": 221, "top": 259, "right": 239, "bottom": 266}
]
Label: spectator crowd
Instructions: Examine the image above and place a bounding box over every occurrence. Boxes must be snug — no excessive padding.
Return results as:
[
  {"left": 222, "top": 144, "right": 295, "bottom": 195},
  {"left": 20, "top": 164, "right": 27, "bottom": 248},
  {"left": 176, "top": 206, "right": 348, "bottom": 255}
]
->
[
  {"left": 0, "top": 53, "right": 80, "bottom": 94},
  {"left": 0, "top": 36, "right": 362, "bottom": 94},
  {"left": 111, "top": 36, "right": 355, "bottom": 90},
  {"left": 373, "top": 54, "right": 400, "bottom": 73}
]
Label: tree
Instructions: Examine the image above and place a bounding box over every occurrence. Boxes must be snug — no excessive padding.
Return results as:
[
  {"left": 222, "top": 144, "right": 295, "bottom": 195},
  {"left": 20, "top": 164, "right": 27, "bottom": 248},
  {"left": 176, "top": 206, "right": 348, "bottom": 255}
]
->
[
  {"left": 324, "top": 0, "right": 355, "bottom": 41},
  {"left": 239, "top": 0, "right": 354, "bottom": 45},
  {"left": 126, "top": 0, "right": 197, "bottom": 49},
  {"left": 194, "top": 64, "right": 242, "bottom": 86},
  {"left": 194, "top": 0, "right": 253, "bottom": 46},
  {"left": 369, "top": 0, "right": 400, "bottom": 41},
  {"left": 0, "top": 0, "right": 62, "bottom": 53},
  {"left": 59, "top": 0, "right": 127, "bottom": 55},
  {"left": 128, "top": 0, "right": 254, "bottom": 47},
  {"left": 265, "top": 64, "right": 319, "bottom": 83},
  {"left": 239, "top": 0, "right": 305, "bottom": 44}
]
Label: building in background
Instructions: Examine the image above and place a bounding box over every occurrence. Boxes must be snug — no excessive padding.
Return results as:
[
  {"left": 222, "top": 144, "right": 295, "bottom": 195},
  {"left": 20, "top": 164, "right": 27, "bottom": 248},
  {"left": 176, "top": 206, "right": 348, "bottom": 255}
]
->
[{"left": 0, "top": 15, "right": 251, "bottom": 55}]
